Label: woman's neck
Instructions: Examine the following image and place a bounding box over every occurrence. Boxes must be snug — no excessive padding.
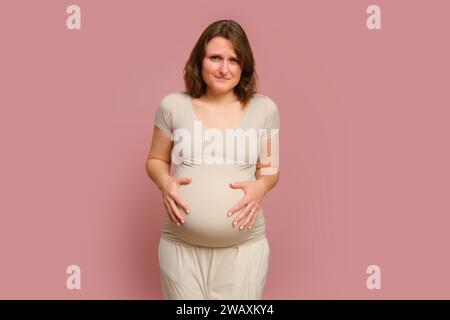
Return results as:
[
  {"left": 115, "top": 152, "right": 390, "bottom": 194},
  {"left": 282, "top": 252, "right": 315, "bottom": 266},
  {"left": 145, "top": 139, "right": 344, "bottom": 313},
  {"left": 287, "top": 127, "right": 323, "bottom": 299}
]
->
[{"left": 201, "top": 90, "right": 239, "bottom": 107}]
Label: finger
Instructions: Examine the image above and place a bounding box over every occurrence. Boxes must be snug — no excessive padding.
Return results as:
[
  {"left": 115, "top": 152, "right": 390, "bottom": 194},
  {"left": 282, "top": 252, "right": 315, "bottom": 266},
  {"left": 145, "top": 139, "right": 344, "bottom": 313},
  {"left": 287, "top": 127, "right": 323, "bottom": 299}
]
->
[
  {"left": 226, "top": 197, "right": 249, "bottom": 217},
  {"left": 177, "top": 176, "right": 192, "bottom": 185},
  {"left": 168, "top": 198, "right": 184, "bottom": 225},
  {"left": 239, "top": 205, "right": 258, "bottom": 230},
  {"left": 247, "top": 206, "right": 260, "bottom": 229},
  {"left": 163, "top": 198, "right": 178, "bottom": 225},
  {"left": 232, "top": 201, "right": 254, "bottom": 228},
  {"left": 229, "top": 181, "right": 245, "bottom": 189},
  {"left": 171, "top": 193, "right": 191, "bottom": 214}
]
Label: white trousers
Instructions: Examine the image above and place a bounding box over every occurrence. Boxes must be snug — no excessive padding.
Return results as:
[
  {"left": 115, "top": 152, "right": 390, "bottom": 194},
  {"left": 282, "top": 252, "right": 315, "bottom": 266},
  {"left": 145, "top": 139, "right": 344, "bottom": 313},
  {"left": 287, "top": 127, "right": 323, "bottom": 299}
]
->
[{"left": 158, "top": 236, "right": 270, "bottom": 300}]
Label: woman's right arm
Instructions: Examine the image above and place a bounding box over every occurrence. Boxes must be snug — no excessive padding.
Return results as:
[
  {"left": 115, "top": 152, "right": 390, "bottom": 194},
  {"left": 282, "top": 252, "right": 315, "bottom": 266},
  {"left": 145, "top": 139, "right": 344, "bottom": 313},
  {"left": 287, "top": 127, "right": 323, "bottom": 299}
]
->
[
  {"left": 146, "top": 125, "right": 191, "bottom": 225},
  {"left": 146, "top": 125, "right": 173, "bottom": 191}
]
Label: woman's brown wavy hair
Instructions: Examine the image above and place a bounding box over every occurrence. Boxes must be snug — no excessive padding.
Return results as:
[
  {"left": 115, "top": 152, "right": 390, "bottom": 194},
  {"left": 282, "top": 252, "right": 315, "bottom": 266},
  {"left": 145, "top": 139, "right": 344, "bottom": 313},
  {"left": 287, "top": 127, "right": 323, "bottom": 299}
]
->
[{"left": 183, "top": 19, "right": 258, "bottom": 106}]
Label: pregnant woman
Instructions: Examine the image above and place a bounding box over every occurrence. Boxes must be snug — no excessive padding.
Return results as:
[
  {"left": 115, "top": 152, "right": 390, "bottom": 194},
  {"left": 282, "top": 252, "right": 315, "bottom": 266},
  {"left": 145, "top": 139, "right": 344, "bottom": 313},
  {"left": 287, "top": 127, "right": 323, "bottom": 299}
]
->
[{"left": 146, "top": 19, "right": 280, "bottom": 299}]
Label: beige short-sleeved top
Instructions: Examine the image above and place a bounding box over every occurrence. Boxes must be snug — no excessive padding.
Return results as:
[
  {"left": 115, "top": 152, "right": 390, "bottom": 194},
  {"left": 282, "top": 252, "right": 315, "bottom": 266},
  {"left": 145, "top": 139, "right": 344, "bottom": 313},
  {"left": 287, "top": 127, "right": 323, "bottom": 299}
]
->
[{"left": 154, "top": 91, "right": 280, "bottom": 248}]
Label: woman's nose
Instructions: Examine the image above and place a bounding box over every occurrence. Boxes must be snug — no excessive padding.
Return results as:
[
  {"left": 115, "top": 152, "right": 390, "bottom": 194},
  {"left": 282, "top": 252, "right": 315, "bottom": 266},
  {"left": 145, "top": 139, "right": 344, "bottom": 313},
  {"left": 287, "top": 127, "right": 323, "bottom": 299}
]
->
[{"left": 219, "top": 61, "right": 229, "bottom": 73}]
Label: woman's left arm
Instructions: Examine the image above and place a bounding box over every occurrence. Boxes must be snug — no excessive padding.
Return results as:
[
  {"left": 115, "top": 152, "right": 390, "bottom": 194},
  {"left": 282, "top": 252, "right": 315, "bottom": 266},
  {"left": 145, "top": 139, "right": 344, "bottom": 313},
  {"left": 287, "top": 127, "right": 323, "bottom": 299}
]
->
[
  {"left": 226, "top": 136, "right": 280, "bottom": 230},
  {"left": 255, "top": 167, "right": 280, "bottom": 195}
]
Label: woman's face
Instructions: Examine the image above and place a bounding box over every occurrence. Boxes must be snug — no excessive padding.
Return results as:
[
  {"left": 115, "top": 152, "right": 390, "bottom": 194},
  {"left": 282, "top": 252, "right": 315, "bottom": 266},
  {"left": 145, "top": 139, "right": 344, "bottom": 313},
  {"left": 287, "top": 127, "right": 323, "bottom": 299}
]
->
[{"left": 201, "top": 36, "right": 242, "bottom": 96}]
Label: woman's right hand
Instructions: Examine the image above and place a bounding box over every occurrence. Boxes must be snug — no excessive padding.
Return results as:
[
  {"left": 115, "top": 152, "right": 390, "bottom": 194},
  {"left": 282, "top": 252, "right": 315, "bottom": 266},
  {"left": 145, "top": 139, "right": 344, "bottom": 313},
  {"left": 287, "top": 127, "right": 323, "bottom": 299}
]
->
[{"left": 160, "top": 176, "right": 192, "bottom": 226}]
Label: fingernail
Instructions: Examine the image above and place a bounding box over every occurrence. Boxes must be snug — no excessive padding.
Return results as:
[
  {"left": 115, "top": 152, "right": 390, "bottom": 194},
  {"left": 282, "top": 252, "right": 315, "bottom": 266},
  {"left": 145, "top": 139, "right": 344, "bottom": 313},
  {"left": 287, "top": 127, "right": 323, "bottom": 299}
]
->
[
  {"left": 233, "top": 221, "right": 237, "bottom": 226},
  {"left": 248, "top": 226, "right": 252, "bottom": 229},
  {"left": 180, "top": 219, "right": 184, "bottom": 224},
  {"left": 230, "top": 182, "right": 234, "bottom": 185},
  {"left": 176, "top": 222, "right": 181, "bottom": 226},
  {"left": 186, "top": 209, "right": 190, "bottom": 214},
  {"left": 227, "top": 212, "right": 232, "bottom": 217},
  {"left": 239, "top": 226, "right": 244, "bottom": 230}
]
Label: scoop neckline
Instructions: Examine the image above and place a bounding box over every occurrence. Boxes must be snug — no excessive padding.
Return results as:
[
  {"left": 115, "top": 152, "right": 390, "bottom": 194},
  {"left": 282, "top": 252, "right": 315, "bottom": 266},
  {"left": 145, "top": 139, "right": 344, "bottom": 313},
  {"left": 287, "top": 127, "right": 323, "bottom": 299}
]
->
[{"left": 184, "top": 92, "right": 254, "bottom": 131}]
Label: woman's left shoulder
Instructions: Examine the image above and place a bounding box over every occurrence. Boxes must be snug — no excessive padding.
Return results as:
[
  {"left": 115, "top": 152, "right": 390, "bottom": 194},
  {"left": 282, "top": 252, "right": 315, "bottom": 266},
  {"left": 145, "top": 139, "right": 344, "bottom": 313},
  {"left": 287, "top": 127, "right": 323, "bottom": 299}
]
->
[{"left": 252, "top": 92, "right": 279, "bottom": 112}]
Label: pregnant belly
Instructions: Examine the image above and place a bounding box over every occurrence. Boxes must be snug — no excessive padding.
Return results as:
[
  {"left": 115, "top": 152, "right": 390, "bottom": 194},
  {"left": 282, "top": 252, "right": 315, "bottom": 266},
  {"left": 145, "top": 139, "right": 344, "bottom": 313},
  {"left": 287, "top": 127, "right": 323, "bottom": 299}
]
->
[{"left": 165, "top": 167, "right": 264, "bottom": 247}]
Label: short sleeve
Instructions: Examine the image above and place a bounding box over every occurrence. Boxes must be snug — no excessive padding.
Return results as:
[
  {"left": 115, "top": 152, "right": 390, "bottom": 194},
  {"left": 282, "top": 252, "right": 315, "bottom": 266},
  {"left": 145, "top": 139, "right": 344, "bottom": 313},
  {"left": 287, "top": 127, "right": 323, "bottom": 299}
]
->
[
  {"left": 153, "top": 93, "right": 173, "bottom": 136},
  {"left": 261, "top": 96, "right": 280, "bottom": 141}
]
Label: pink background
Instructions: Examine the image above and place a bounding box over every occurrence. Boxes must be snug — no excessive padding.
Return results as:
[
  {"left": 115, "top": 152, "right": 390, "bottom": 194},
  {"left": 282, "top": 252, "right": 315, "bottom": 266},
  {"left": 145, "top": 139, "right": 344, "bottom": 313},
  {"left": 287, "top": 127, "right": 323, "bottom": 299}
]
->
[{"left": 1, "top": 0, "right": 449, "bottom": 299}]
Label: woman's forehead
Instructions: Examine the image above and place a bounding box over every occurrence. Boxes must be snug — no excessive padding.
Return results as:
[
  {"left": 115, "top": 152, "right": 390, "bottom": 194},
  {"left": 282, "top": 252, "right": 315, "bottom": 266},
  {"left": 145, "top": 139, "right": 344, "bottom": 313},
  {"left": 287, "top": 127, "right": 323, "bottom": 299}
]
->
[{"left": 205, "top": 37, "right": 237, "bottom": 56}]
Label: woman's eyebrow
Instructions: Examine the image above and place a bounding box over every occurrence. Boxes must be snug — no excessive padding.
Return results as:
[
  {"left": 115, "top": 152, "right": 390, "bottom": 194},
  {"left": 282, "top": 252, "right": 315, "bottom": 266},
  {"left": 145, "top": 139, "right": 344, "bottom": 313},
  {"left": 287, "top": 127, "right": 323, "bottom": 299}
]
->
[{"left": 209, "top": 53, "right": 239, "bottom": 59}]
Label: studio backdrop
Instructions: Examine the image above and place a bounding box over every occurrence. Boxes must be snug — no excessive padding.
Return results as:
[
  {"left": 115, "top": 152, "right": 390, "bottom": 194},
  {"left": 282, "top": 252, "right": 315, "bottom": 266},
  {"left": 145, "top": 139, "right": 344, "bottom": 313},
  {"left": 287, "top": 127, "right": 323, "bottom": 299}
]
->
[{"left": 1, "top": 0, "right": 449, "bottom": 299}]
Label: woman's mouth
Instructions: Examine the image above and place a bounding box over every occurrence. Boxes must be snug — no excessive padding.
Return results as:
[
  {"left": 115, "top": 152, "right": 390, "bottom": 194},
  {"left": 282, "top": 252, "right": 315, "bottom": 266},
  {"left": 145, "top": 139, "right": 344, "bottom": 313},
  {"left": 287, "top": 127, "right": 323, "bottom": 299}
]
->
[{"left": 215, "top": 76, "right": 229, "bottom": 80}]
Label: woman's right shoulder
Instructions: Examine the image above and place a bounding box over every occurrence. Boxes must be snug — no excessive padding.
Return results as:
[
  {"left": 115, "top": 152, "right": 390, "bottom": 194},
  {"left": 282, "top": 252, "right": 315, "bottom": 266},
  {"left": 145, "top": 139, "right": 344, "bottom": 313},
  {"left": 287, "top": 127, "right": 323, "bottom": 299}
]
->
[
  {"left": 158, "top": 91, "right": 187, "bottom": 111},
  {"left": 160, "top": 91, "right": 187, "bottom": 103}
]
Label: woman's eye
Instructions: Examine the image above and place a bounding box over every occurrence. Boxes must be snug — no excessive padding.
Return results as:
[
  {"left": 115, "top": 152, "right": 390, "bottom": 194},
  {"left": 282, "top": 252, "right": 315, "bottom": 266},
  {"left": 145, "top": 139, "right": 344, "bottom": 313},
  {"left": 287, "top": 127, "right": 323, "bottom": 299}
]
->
[{"left": 210, "top": 56, "right": 239, "bottom": 64}]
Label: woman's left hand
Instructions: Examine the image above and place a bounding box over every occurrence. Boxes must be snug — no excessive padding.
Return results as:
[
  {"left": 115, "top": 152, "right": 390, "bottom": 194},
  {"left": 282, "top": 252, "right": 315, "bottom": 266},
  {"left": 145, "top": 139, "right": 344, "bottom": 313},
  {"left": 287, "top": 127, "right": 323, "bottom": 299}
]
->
[{"left": 226, "top": 180, "right": 267, "bottom": 230}]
